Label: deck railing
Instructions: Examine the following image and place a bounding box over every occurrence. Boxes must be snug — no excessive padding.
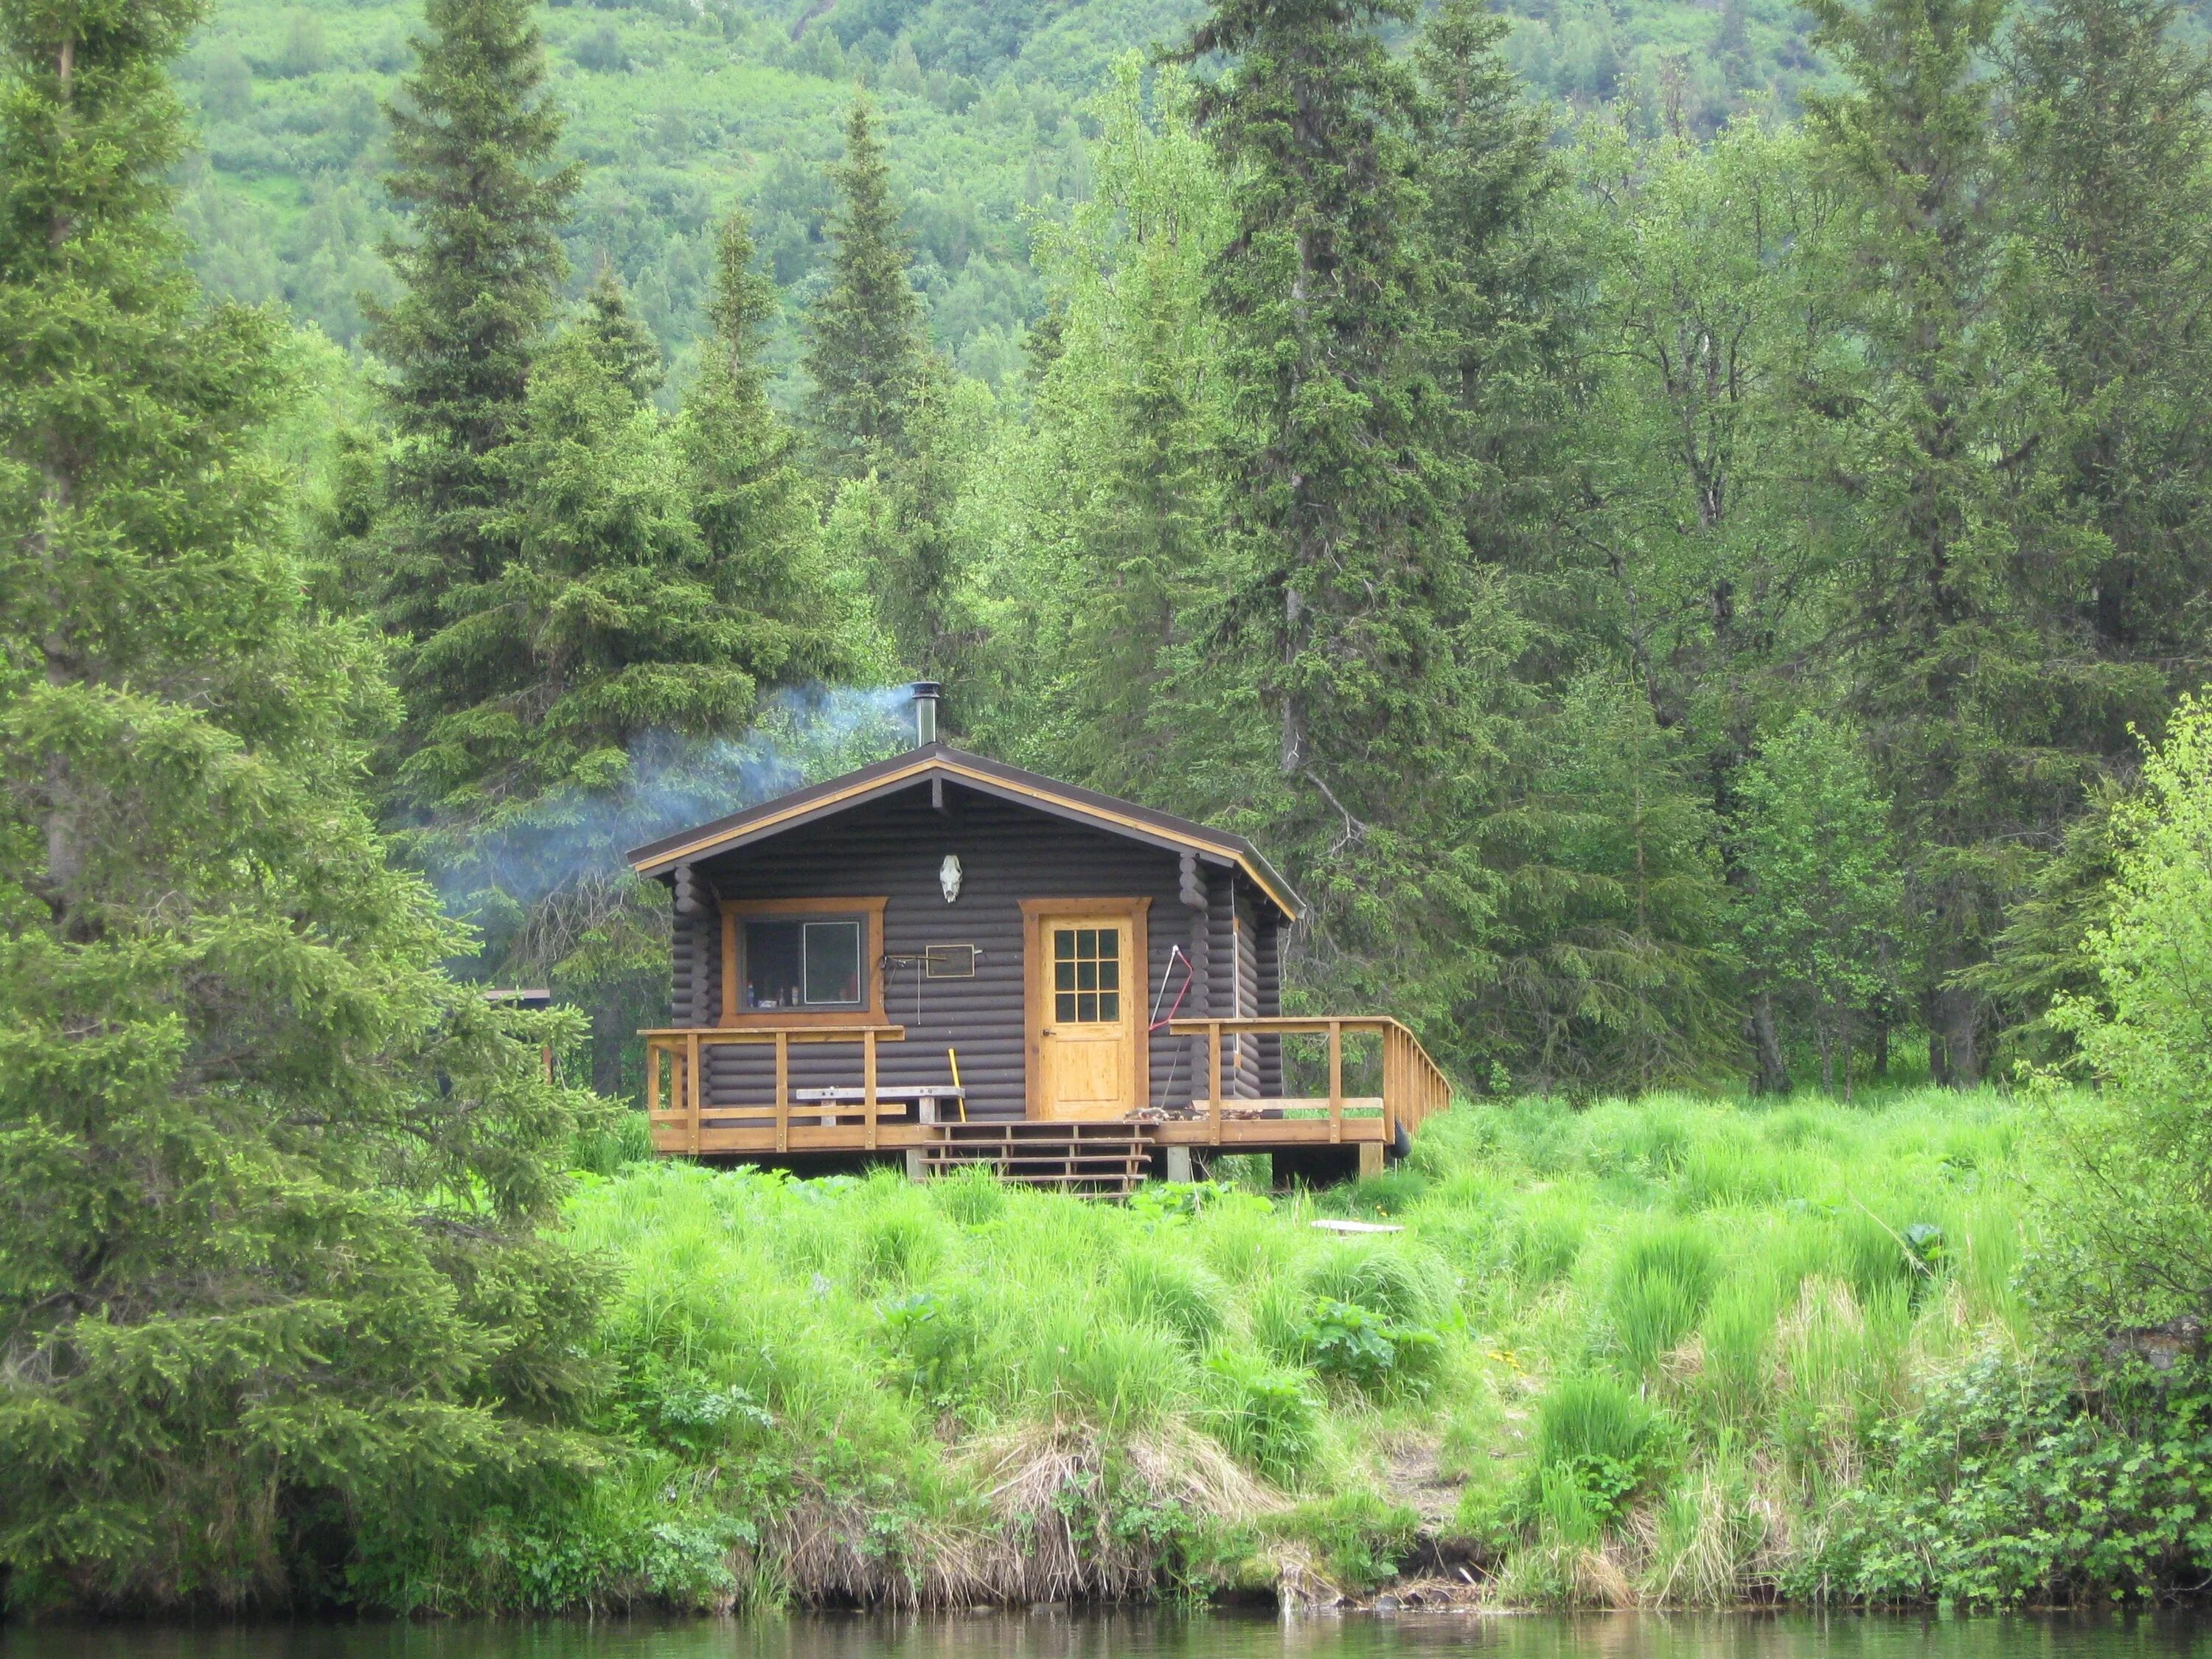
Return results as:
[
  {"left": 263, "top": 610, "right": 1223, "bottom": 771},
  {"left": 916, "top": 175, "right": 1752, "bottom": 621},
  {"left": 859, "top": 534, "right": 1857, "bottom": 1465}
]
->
[
  {"left": 1164, "top": 1015, "right": 1453, "bottom": 1148},
  {"left": 642, "top": 1024, "right": 905, "bottom": 1154}
]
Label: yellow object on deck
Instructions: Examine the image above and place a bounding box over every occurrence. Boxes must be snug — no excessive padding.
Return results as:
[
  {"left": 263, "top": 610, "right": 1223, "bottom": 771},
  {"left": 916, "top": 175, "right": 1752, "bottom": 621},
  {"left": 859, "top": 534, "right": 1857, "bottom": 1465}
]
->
[{"left": 947, "top": 1048, "right": 967, "bottom": 1121}]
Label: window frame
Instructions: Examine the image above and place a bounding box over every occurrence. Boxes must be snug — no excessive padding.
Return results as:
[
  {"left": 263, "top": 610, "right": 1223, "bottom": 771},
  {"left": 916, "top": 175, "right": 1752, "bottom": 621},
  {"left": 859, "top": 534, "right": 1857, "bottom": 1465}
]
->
[{"left": 719, "top": 896, "right": 889, "bottom": 1027}]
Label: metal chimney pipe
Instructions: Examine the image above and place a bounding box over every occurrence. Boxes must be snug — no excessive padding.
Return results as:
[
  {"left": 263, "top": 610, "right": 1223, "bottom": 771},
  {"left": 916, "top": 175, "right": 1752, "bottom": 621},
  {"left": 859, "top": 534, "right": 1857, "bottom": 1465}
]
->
[{"left": 911, "top": 681, "right": 942, "bottom": 747}]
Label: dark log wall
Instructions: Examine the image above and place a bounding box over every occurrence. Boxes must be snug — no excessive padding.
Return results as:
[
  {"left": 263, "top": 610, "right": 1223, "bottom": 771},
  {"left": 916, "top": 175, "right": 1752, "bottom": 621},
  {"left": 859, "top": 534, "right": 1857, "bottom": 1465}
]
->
[
  {"left": 669, "top": 783, "right": 1284, "bottom": 1119},
  {"left": 1256, "top": 903, "right": 1284, "bottom": 1096}
]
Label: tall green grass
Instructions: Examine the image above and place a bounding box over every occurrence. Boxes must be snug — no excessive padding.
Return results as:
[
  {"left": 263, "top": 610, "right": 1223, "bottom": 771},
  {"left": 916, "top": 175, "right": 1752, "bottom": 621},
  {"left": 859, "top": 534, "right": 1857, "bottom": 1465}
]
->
[{"left": 545, "top": 1082, "right": 2041, "bottom": 1610}]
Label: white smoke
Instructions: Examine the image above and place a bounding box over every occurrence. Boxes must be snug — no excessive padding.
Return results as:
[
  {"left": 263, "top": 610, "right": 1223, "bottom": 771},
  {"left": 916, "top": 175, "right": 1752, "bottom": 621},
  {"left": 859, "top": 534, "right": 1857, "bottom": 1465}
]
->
[{"left": 434, "top": 684, "right": 919, "bottom": 919}]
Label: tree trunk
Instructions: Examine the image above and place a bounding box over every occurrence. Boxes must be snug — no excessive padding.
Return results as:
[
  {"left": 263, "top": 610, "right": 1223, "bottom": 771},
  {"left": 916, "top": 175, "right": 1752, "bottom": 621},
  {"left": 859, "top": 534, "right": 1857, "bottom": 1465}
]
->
[
  {"left": 1750, "top": 991, "right": 1790, "bottom": 1095},
  {"left": 591, "top": 996, "right": 629, "bottom": 1100},
  {"left": 1933, "top": 983, "right": 1980, "bottom": 1088}
]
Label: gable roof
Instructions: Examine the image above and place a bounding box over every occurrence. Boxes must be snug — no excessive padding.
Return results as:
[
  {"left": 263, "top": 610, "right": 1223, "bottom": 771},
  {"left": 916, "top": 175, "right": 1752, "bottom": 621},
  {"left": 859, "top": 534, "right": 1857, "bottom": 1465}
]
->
[{"left": 626, "top": 743, "right": 1303, "bottom": 919}]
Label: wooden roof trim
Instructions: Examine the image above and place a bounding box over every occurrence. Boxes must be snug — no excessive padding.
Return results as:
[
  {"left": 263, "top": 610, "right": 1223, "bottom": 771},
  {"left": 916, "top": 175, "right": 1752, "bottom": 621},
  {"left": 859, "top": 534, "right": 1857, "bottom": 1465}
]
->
[{"left": 628, "top": 748, "right": 1303, "bottom": 919}]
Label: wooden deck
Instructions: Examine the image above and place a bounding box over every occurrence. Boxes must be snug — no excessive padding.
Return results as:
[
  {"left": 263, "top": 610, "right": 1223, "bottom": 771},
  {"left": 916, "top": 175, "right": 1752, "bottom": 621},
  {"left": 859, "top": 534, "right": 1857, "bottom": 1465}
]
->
[{"left": 642, "top": 1015, "right": 1452, "bottom": 1173}]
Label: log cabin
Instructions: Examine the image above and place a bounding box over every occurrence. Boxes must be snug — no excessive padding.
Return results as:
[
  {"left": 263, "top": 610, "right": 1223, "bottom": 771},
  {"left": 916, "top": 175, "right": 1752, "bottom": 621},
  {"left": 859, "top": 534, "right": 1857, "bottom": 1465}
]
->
[{"left": 629, "top": 686, "right": 1450, "bottom": 1192}]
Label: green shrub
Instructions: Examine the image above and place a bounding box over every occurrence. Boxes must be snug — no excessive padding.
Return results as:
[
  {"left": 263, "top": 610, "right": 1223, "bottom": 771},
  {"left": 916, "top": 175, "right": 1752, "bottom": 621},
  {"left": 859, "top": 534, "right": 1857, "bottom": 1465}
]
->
[
  {"left": 854, "top": 1203, "right": 947, "bottom": 1290},
  {"left": 1697, "top": 1274, "right": 1781, "bottom": 1422},
  {"left": 928, "top": 1166, "right": 1007, "bottom": 1225},
  {"left": 1203, "top": 1349, "right": 1322, "bottom": 1484},
  {"left": 1801, "top": 1352, "right": 2212, "bottom": 1607},
  {"left": 1509, "top": 1191, "right": 1590, "bottom": 1285},
  {"left": 1527, "top": 1374, "right": 1665, "bottom": 1531},
  {"left": 1304, "top": 1241, "right": 1452, "bottom": 1326},
  {"left": 1251, "top": 1279, "right": 1312, "bottom": 1364},
  {"left": 1302, "top": 1298, "right": 1444, "bottom": 1397},
  {"left": 572, "top": 1108, "right": 655, "bottom": 1175},
  {"left": 877, "top": 1286, "right": 995, "bottom": 1408}
]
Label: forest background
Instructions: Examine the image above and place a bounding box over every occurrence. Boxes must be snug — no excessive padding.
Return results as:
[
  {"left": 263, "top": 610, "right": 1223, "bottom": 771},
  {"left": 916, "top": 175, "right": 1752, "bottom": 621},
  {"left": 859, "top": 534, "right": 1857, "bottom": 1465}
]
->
[
  {"left": 10, "top": 0, "right": 2212, "bottom": 1615},
  {"left": 192, "top": 0, "right": 2212, "bottom": 1105}
]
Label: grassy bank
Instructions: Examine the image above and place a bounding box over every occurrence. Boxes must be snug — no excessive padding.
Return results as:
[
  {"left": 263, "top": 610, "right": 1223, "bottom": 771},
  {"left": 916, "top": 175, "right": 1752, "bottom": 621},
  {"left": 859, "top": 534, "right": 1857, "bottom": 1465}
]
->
[{"left": 404, "top": 1085, "right": 2156, "bottom": 1613}]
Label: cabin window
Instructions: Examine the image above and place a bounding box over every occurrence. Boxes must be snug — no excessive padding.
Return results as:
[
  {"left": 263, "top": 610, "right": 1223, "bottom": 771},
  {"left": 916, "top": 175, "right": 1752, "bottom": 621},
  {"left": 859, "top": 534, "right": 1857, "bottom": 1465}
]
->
[
  {"left": 1052, "top": 926, "right": 1121, "bottom": 1025},
  {"left": 744, "top": 917, "right": 866, "bottom": 1010}
]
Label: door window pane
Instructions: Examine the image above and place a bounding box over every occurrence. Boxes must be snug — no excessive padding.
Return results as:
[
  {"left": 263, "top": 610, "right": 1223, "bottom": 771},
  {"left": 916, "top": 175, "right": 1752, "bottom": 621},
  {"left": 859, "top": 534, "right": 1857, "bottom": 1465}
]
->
[{"left": 1051, "top": 926, "right": 1122, "bottom": 1026}]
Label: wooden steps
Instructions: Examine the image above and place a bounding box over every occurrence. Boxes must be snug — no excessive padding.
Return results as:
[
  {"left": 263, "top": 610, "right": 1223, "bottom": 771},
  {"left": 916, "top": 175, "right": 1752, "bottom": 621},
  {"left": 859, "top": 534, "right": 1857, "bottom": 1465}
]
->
[{"left": 917, "top": 1121, "right": 1153, "bottom": 1197}]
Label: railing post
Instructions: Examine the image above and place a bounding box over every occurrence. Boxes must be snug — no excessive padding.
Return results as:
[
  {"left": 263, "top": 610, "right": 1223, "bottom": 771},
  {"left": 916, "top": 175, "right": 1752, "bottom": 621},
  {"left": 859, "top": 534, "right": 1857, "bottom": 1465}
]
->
[
  {"left": 774, "top": 1031, "right": 790, "bottom": 1153},
  {"left": 1327, "top": 1019, "right": 1343, "bottom": 1144},
  {"left": 686, "top": 1030, "right": 702, "bottom": 1155},
  {"left": 1208, "top": 1021, "right": 1223, "bottom": 1147},
  {"left": 863, "top": 1029, "right": 879, "bottom": 1151},
  {"left": 1380, "top": 1027, "right": 1397, "bottom": 1148}
]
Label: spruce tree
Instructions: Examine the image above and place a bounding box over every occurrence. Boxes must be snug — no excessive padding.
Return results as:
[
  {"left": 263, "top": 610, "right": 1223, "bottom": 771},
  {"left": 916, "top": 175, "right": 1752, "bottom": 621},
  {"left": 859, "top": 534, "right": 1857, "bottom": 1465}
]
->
[
  {"left": 991, "top": 58, "right": 1234, "bottom": 798},
  {"left": 1734, "top": 713, "right": 1902, "bottom": 1096},
  {"left": 401, "top": 268, "right": 844, "bottom": 1091},
  {"left": 1472, "top": 674, "right": 1739, "bottom": 1094},
  {"left": 1176, "top": 0, "right": 1522, "bottom": 1014},
  {"left": 684, "top": 209, "right": 846, "bottom": 653},
  {"left": 803, "top": 95, "right": 928, "bottom": 476},
  {"left": 0, "top": 0, "right": 602, "bottom": 1604},
  {"left": 580, "top": 260, "right": 664, "bottom": 401},
  {"left": 1413, "top": 0, "right": 1568, "bottom": 498},
  {"left": 1802, "top": 0, "right": 2048, "bottom": 1085},
  {"left": 2004, "top": 0, "right": 2212, "bottom": 715},
  {"left": 369, "top": 0, "right": 577, "bottom": 650}
]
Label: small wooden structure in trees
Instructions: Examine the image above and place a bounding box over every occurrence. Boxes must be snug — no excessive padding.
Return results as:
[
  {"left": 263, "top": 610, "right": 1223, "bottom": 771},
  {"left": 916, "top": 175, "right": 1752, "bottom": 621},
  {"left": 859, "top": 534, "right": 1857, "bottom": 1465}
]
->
[{"left": 631, "top": 688, "right": 1450, "bottom": 1190}]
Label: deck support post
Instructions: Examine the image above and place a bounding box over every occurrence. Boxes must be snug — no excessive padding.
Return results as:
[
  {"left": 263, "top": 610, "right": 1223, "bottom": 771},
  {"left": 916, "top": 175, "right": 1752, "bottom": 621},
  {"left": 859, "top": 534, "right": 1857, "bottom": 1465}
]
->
[
  {"left": 863, "top": 1029, "right": 879, "bottom": 1151},
  {"left": 1207, "top": 1021, "right": 1223, "bottom": 1147},
  {"left": 1166, "top": 1146, "right": 1194, "bottom": 1183},
  {"left": 774, "top": 1032, "right": 790, "bottom": 1152},
  {"left": 1357, "top": 1141, "right": 1384, "bottom": 1179},
  {"left": 1327, "top": 1020, "right": 1343, "bottom": 1144},
  {"left": 685, "top": 1031, "right": 701, "bottom": 1155}
]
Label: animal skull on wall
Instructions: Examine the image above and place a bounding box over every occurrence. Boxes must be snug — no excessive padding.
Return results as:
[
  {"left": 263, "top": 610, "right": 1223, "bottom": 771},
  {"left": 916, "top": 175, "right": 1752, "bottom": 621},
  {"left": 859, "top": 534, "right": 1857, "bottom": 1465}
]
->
[{"left": 939, "top": 854, "right": 963, "bottom": 904}]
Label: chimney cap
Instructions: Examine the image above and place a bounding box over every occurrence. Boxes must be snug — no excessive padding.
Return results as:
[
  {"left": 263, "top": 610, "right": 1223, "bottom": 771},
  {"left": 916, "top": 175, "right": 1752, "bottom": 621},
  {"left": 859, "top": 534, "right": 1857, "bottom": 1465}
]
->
[{"left": 910, "top": 680, "right": 944, "bottom": 700}]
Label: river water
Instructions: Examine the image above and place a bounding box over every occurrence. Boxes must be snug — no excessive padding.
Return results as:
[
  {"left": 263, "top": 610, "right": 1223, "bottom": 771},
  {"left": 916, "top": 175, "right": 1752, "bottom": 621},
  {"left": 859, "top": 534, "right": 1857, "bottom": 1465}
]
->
[{"left": 4, "top": 1613, "right": 2206, "bottom": 1659}]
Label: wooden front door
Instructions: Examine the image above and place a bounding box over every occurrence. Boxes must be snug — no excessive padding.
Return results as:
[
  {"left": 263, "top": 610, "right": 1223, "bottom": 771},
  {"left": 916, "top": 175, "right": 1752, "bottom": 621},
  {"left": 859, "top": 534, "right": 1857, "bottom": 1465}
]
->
[{"left": 1028, "top": 905, "right": 1144, "bottom": 1119}]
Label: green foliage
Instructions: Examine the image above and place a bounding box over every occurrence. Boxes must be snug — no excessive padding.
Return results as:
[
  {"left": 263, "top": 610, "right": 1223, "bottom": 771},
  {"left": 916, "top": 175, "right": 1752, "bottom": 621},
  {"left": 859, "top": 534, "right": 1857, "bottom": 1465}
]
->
[
  {"left": 1526, "top": 1375, "right": 1664, "bottom": 1530},
  {"left": 1804, "top": 1352, "right": 2212, "bottom": 1607},
  {"left": 2041, "top": 693, "right": 2212, "bottom": 1322},
  {"left": 804, "top": 95, "right": 933, "bottom": 476},
  {"left": 1301, "top": 1299, "right": 1444, "bottom": 1397},
  {"left": 1606, "top": 1222, "right": 1718, "bottom": 1372},
  {"left": 1735, "top": 712, "right": 1903, "bottom": 1094},
  {"left": 1275, "top": 1490, "right": 1421, "bottom": 1590},
  {"left": 1201, "top": 1349, "right": 1321, "bottom": 1484},
  {"left": 0, "top": 0, "right": 605, "bottom": 1606},
  {"left": 1474, "top": 673, "right": 1739, "bottom": 1094},
  {"left": 369, "top": 0, "right": 577, "bottom": 646}
]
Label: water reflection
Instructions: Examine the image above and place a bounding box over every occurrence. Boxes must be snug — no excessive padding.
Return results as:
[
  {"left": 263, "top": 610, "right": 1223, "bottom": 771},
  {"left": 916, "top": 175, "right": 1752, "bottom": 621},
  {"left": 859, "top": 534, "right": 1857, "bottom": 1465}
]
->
[{"left": 5, "top": 1612, "right": 2208, "bottom": 1659}]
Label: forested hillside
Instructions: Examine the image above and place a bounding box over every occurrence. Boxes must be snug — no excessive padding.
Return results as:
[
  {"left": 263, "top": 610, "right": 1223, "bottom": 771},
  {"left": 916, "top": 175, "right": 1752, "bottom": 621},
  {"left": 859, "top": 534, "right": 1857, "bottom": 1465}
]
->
[{"left": 175, "top": 0, "right": 1919, "bottom": 378}]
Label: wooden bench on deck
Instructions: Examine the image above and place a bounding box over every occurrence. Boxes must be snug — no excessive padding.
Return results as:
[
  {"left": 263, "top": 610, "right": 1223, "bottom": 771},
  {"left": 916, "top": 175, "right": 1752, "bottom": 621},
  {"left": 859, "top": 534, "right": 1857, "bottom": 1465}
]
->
[{"left": 789, "top": 1086, "right": 967, "bottom": 1125}]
